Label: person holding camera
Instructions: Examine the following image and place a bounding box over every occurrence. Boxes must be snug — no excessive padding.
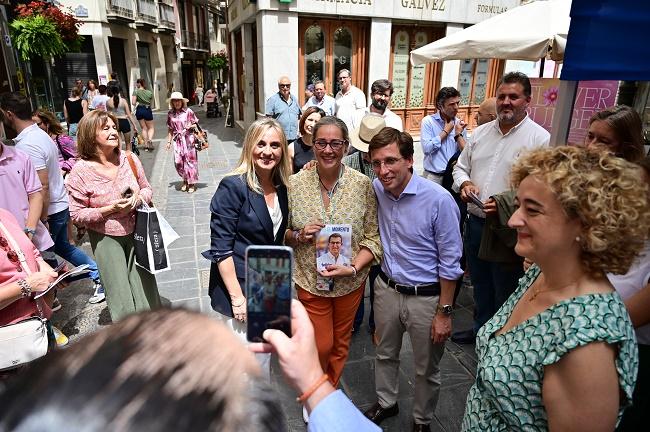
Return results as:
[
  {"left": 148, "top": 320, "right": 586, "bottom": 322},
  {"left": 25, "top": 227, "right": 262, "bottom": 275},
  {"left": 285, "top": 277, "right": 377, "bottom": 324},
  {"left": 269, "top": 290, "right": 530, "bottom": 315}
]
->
[{"left": 65, "top": 110, "right": 160, "bottom": 322}]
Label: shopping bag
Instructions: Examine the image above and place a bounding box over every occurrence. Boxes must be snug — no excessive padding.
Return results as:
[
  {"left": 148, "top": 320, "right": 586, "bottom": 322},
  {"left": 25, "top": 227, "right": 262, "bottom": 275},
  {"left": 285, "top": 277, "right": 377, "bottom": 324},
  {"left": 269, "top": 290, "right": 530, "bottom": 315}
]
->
[{"left": 134, "top": 203, "right": 180, "bottom": 274}]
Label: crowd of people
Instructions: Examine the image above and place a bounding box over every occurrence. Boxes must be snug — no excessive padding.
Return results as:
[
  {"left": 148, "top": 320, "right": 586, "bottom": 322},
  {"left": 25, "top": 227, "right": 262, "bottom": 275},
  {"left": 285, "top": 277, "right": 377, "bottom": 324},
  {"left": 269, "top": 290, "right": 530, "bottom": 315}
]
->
[{"left": 0, "top": 67, "right": 649, "bottom": 432}]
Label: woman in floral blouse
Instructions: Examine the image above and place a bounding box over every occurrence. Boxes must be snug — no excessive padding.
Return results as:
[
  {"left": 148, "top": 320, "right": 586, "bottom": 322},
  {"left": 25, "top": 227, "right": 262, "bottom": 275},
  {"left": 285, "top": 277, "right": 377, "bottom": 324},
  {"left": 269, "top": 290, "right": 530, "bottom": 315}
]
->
[
  {"left": 66, "top": 111, "right": 160, "bottom": 322},
  {"left": 284, "top": 116, "right": 382, "bottom": 393},
  {"left": 166, "top": 92, "right": 200, "bottom": 193}
]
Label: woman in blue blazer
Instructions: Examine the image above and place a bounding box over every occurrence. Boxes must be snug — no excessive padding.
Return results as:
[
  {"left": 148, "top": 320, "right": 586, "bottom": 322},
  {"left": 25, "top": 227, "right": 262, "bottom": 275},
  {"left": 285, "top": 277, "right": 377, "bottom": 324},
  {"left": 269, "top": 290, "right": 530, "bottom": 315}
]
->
[{"left": 203, "top": 118, "right": 291, "bottom": 326}]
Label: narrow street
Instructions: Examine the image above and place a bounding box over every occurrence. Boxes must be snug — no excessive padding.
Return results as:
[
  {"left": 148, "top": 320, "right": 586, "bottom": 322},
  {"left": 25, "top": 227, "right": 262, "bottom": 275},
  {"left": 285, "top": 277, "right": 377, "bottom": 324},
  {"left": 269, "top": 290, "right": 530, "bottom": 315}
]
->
[{"left": 52, "top": 106, "right": 477, "bottom": 432}]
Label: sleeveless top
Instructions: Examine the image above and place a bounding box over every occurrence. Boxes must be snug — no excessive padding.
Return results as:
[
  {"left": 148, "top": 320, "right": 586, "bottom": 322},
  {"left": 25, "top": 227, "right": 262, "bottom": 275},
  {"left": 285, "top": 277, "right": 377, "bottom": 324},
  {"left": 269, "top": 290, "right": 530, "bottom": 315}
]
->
[
  {"left": 292, "top": 137, "right": 315, "bottom": 174},
  {"left": 65, "top": 99, "right": 84, "bottom": 124},
  {"left": 134, "top": 88, "right": 153, "bottom": 105},
  {"left": 462, "top": 265, "right": 638, "bottom": 431},
  {"left": 107, "top": 97, "right": 127, "bottom": 117}
]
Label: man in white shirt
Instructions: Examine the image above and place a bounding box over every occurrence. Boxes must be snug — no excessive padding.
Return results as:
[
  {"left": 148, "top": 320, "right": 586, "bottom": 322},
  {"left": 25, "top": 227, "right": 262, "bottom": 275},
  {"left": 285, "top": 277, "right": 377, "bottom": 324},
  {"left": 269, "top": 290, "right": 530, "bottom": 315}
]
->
[
  {"left": 335, "top": 69, "right": 366, "bottom": 133},
  {"left": 451, "top": 72, "right": 549, "bottom": 344},
  {"left": 317, "top": 233, "right": 350, "bottom": 270},
  {"left": 303, "top": 80, "right": 336, "bottom": 116},
  {"left": 352, "top": 79, "right": 403, "bottom": 133}
]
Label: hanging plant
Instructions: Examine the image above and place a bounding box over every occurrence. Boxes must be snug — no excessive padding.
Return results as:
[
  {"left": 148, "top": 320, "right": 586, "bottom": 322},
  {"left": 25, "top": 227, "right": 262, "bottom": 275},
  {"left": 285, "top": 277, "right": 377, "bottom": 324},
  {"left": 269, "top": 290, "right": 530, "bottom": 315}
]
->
[
  {"left": 207, "top": 50, "right": 229, "bottom": 72},
  {"left": 13, "top": 0, "right": 84, "bottom": 54},
  {"left": 10, "top": 15, "right": 66, "bottom": 61}
]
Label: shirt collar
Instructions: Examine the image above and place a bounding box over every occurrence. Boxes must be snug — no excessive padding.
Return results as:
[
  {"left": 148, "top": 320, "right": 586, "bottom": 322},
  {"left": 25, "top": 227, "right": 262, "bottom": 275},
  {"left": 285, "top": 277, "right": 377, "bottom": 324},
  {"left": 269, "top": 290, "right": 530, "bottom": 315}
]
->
[
  {"left": 0, "top": 143, "right": 11, "bottom": 162},
  {"left": 494, "top": 113, "right": 530, "bottom": 136},
  {"left": 381, "top": 171, "right": 420, "bottom": 200}
]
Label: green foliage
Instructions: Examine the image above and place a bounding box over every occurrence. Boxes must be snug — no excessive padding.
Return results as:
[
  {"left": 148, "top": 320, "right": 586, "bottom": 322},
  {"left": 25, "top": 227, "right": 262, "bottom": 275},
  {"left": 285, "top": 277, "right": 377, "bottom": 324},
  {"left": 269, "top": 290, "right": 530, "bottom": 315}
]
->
[
  {"left": 207, "top": 50, "right": 229, "bottom": 71},
  {"left": 10, "top": 15, "right": 66, "bottom": 61}
]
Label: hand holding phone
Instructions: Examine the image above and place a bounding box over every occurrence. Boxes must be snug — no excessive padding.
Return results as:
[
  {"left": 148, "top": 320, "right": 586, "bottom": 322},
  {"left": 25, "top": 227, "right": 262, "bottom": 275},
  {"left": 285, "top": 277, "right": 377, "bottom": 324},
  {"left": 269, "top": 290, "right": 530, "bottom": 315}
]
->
[
  {"left": 467, "top": 191, "right": 485, "bottom": 210},
  {"left": 245, "top": 246, "right": 293, "bottom": 342}
]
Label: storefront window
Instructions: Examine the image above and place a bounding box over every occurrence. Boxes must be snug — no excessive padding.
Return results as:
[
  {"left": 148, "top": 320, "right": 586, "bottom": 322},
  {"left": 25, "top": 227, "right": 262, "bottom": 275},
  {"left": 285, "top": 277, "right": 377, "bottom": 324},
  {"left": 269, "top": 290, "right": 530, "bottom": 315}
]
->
[
  {"left": 408, "top": 32, "right": 428, "bottom": 108},
  {"left": 459, "top": 59, "right": 489, "bottom": 106},
  {"left": 333, "top": 27, "right": 352, "bottom": 94},
  {"left": 391, "top": 31, "right": 409, "bottom": 109},
  {"left": 305, "top": 25, "right": 325, "bottom": 86}
]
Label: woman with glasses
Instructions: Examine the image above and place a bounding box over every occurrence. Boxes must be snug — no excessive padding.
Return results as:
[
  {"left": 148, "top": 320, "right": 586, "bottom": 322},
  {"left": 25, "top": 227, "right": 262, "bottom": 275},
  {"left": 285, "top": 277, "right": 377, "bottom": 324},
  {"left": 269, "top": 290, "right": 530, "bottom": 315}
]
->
[
  {"left": 285, "top": 116, "right": 382, "bottom": 420},
  {"left": 289, "top": 106, "right": 326, "bottom": 173}
]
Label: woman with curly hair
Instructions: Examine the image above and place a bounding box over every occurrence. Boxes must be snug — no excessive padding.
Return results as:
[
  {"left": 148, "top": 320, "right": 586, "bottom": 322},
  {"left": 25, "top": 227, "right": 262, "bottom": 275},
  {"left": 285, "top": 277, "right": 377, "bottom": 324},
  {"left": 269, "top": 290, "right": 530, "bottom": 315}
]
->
[{"left": 462, "top": 146, "right": 649, "bottom": 431}]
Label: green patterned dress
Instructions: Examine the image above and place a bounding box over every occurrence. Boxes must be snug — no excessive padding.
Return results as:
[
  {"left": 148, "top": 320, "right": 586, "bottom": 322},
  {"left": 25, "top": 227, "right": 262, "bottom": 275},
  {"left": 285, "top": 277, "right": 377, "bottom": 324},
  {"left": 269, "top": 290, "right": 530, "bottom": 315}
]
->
[{"left": 462, "top": 265, "right": 638, "bottom": 431}]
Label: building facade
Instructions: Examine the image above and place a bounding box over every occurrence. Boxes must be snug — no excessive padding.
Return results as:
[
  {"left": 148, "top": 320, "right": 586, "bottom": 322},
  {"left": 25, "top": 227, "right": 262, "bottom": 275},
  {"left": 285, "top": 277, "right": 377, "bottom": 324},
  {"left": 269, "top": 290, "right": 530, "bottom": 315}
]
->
[{"left": 227, "top": 0, "right": 521, "bottom": 134}]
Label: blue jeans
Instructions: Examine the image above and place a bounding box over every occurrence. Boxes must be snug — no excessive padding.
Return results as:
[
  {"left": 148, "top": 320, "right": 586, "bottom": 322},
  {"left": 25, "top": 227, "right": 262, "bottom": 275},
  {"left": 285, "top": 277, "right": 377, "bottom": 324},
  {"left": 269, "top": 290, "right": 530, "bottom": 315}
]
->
[
  {"left": 353, "top": 264, "right": 380, "bottom": 330},
  {"left": 465, "top": 215, "right": 523, "bottom": 333},
  {"left": 48, "top": 208, "right": 100, "bottom": 282}
]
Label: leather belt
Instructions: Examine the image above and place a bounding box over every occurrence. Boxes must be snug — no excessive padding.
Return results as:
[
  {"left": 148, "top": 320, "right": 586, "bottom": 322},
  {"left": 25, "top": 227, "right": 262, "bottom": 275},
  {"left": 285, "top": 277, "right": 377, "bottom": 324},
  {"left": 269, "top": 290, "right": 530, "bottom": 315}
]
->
[{"left": 378, "top": 270, "right": 440, "bottom": 296}]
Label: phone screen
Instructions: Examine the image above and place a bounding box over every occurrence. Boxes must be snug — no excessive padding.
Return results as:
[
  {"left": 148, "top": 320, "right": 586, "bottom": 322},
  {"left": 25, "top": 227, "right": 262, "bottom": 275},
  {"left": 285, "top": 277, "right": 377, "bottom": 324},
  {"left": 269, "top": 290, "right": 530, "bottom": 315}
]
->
[{"left": 245, "top": 246, "right": 293, "bottom": 342}]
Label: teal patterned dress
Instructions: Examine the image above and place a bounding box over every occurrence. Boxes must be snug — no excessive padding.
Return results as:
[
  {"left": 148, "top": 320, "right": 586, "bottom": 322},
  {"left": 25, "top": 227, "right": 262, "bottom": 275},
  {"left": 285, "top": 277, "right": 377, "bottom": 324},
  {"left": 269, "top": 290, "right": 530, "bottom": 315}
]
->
[{"left": 462, "top": 265, "right": 638, "bottom": 431}]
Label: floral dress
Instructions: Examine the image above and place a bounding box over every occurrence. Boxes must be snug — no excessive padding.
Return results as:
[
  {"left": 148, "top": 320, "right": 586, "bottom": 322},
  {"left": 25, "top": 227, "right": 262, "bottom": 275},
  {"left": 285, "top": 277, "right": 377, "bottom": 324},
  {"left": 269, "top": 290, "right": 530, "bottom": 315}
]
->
[
  {"left": 167, "top": 108, "right": 199, "bottom": 184},
  {"left": 461, "top": 265, "right": 638, "bottom": 431}
]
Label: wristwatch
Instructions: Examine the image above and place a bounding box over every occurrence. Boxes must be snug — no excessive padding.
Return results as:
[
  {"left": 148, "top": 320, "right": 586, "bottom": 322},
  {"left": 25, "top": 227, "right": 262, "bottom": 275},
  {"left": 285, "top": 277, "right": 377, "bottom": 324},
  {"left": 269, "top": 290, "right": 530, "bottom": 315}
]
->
[
  {"left": 23, "top": 227, "right": 36, "bottom": 236},
  {"left": 454, "top": 133, "right": 462, "bottom": 141},
  {"left": 436, "top": 304, "right": 453, "bottom": 316}
]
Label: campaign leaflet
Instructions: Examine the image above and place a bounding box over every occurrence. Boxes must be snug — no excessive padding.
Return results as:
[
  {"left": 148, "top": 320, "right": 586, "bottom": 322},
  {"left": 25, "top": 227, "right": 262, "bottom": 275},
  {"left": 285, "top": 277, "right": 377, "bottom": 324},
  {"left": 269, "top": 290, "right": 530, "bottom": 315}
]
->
[{"left": 315, "top": 224, "right": 352, "bottom": 291}]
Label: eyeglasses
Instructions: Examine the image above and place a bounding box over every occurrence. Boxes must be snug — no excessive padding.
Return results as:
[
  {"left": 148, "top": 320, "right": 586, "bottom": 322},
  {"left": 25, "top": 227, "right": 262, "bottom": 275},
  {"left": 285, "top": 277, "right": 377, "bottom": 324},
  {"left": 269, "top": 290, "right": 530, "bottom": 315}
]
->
[
  {"left": 279, "top": 84, "right": 291, "bottom": 88},
  {"left": 371, "top": 157, "right": 404, "bottom": 170},
  {"left": 338, "top": 76, "right": 350, "bottom": 81},
  {"left": 0, "top": 235, "right": 23, "bottom": 273},
  {"left": 313, "top": 139, "right": 347, "bottom": 150},
  {"left": 374, "top": 93, "right": 391, "bottom": 99},
  {"left": 35, "top": 121, "right": 43, "bottom": 127}
]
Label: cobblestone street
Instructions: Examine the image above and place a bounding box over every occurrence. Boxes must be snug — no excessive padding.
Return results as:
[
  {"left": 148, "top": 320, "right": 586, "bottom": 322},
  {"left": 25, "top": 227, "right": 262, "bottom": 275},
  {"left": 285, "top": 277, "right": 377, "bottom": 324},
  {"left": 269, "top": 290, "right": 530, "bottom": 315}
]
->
[{"left": 53, "top": 106, "right": 478, "bottom": 431}]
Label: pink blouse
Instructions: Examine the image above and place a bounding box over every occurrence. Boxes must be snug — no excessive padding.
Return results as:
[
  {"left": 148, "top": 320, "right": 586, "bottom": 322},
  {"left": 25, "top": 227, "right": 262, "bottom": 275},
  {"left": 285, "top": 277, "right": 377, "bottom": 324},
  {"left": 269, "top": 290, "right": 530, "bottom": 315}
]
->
[
  {"left": 66, "top": 151, "right": 153, "bottom": 236},
  {"left": 0, "top": 208, "right": 51, "bottom": 326}
]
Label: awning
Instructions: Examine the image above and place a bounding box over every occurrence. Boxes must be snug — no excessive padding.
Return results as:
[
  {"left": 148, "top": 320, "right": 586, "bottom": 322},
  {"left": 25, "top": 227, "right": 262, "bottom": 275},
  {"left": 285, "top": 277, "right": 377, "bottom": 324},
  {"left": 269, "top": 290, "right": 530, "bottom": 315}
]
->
[{"left": 410, "top": 0, "right": 571, "bottom": 66}]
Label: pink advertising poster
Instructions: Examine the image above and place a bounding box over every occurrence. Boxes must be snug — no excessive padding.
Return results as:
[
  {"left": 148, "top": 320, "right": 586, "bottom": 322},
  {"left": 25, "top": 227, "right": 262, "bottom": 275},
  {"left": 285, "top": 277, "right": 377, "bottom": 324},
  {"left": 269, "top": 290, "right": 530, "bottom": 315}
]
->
[{"left": 527, "top": 79, "right": 619, "bottom": 145}]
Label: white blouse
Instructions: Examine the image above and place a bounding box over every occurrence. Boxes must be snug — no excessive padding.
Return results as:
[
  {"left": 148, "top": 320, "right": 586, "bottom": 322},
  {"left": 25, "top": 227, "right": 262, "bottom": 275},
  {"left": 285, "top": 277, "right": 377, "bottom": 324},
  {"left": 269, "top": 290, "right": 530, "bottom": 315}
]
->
[{"left": 267, "top": 193, "right": 282, "bottom": 239}]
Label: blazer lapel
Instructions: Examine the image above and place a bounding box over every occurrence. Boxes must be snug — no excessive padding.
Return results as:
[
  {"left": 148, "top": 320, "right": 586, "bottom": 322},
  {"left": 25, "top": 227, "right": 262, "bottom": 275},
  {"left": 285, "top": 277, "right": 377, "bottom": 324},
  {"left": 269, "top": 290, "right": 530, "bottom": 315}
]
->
[
  {"left": 276, "top": 185, "right": 289, "bottom": 243},
  {"left": 248, "top": 188, "right": 274, "bottom": 240}
]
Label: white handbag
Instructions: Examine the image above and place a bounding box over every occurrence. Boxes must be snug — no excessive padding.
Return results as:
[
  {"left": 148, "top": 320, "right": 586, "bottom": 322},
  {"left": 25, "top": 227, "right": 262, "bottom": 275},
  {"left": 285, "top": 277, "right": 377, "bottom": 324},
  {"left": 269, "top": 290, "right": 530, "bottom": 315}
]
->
[{"left": 0, "top": 220, "right": 49, "bottom": 371}]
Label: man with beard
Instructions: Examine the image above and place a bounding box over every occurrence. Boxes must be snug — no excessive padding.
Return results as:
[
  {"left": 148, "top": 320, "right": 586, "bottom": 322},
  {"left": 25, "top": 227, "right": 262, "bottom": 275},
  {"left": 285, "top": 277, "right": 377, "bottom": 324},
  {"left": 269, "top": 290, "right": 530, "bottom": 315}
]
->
[
  {"left": 420, "top": 87, "right": 466, "bottom": 185},
  {"left": 451, "top": 72, "right": 549, "bottom": 344},
  {"left": 352, "top": 80, "right": 403, "bottom": 132}
]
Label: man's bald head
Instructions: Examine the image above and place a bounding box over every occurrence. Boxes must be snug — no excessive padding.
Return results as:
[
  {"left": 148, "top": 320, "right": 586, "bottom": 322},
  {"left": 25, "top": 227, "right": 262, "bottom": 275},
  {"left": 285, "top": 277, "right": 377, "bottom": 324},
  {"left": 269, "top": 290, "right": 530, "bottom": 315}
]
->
[{"left": 475, "top": 97, "right": 497, "bottom": 126}]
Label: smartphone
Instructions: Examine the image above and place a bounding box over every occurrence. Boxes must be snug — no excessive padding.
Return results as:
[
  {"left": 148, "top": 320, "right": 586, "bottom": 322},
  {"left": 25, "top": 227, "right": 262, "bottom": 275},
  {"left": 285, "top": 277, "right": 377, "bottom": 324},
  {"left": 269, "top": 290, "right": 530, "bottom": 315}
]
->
[
  {"left": 467, "top": 191, "right": 485, "bottom": 209},
  {"left": 245, "top": 245, "right": 293, "bottom": 342},
  {"left": 122, "top": 187, "right": 133, "bottom": 199}
]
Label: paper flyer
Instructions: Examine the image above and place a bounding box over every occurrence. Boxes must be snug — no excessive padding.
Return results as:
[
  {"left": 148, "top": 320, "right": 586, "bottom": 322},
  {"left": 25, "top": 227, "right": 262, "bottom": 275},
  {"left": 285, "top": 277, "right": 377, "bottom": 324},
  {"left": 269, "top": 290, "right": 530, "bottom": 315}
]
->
[{"left": 315, "top": 224, "right": 352, "bottom": 291}]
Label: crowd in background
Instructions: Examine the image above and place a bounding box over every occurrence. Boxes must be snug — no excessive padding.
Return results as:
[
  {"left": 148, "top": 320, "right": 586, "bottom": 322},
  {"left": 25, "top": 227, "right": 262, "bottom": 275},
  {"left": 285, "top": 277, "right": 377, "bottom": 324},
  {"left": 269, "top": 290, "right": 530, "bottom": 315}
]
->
[{"left": 0, "top": 67, "right": 649, "bottom": 432}]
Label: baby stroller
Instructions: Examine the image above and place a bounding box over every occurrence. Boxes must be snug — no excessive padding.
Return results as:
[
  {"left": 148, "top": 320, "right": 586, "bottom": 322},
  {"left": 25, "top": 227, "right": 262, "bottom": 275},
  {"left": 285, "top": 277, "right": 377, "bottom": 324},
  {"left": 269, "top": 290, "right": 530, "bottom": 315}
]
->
[{"left": 206, "top": 98, "right": 222, "bottom": 118}]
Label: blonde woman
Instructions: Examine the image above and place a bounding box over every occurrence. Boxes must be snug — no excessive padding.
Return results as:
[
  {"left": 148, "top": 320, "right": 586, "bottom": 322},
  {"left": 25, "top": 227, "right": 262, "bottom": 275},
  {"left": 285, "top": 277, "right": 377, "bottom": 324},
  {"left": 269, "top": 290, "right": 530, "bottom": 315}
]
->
[{"left": 203, "top": 117, "right": 291, "bottom": 330}]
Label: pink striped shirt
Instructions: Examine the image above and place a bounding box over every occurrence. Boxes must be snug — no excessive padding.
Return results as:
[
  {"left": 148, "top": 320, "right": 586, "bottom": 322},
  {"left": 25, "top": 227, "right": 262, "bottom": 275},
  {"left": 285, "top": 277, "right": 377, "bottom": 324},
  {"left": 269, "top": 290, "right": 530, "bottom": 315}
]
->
[{"left": 66, "top": 151, "right": 153, "bottom": 236}]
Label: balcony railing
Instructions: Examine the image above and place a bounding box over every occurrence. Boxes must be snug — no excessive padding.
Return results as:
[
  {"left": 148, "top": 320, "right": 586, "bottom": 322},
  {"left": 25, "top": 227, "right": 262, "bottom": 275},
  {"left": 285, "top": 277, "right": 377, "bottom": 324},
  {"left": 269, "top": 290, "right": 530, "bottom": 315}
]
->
[
  {"left": 106, "top": 0, "right": 135, "bottom": 22},
  {"left": 158, "top": 3, "right": 175, "bottom": 32},
  {"left": 136, "top": 0, "right": 157, "bottom": 26},
  {"left": 181, "top": 30, "right": 209, "bottom": 51}
]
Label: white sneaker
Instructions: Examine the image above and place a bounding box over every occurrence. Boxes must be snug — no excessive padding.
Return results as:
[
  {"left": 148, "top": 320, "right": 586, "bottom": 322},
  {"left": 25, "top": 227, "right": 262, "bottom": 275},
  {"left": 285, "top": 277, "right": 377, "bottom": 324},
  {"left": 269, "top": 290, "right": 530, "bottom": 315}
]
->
[
  {"left": 302, "top": 406, "right": 309, "bottom": 423},
  {"left": 88, "top": 282, "right": 105, "bottom": 304}
]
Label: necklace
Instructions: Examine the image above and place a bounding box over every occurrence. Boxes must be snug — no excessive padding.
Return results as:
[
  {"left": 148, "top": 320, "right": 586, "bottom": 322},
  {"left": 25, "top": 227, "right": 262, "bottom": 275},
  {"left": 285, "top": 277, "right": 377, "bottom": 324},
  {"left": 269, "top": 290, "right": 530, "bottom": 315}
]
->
[
  {"left": 317, "top": 166, "right": 343, "bottom": 199},
  {"left": 528, "top": 277, "right": 580, "bottom": 302}
]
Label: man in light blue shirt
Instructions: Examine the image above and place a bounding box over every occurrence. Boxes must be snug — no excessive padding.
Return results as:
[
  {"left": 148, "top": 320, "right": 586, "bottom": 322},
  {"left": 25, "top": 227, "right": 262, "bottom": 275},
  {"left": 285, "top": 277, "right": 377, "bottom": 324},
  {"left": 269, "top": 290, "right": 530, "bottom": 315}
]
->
[
  {"left": 303, "top": 80, "right": 336, "bottom": 116},
  {"left": 265, "top": 76, "right": 301, "bottom": 142},
  {"left": 364, "top": 127, "right": 463, "bottom": 432},
  {"left": 420, "top": 87, "right": 467, "bottom": 185}
]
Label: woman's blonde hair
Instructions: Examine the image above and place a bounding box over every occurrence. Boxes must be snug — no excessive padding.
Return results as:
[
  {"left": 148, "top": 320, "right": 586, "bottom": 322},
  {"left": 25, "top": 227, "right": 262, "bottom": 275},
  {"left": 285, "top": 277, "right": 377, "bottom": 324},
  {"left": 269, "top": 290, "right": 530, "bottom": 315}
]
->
[
  {"left": 33, "top": 109, "right": 63, "bottom": 135},
  {"left": 511, "top": 146, "right": 650, "bottom": 276},
  {"left": 228, "top": 118, "right": 291, "bottom": 193},
  {"left": 76, "top": 110, "right": 119, "bottom": 160}
]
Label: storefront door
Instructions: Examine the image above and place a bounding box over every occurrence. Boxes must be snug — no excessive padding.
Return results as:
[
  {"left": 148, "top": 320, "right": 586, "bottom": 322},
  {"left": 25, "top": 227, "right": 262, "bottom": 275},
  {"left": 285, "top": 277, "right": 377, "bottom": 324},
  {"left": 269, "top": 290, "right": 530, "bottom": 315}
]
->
[
  {"left": 299, "top": 19, "right": 368, "bottom": 106},
  {"left": 457, "top": 59, "right": 504, "bottom": 130}
]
